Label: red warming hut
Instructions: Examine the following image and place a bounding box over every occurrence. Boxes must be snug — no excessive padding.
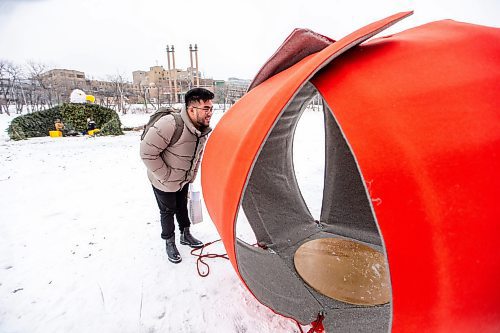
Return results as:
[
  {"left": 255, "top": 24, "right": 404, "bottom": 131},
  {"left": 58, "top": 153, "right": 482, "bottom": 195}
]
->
[{"left": 201, "top": 11, "right": 500, "bottom": 332}]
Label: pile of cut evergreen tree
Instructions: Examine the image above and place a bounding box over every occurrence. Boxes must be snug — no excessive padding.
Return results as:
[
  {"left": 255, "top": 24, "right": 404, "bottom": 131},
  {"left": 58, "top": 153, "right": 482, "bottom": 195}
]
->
[{"left": 7, "top": 103, "right": 123, "bottom": 140}]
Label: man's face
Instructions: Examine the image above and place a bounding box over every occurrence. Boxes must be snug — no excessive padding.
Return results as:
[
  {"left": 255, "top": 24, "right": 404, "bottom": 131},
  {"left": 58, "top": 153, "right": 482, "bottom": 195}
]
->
[{"left": 189, "top": 100, "right": 213, "bottom": 129}]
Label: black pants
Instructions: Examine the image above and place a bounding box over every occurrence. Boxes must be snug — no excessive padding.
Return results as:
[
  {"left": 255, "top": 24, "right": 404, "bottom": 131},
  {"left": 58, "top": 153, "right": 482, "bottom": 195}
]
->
[{"left": 152, "top": 184, "right": 191, "bottom": 240}]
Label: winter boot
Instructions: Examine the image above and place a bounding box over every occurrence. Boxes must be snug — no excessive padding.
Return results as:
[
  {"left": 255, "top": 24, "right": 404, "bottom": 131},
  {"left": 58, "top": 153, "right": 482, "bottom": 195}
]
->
[
  {"left": 180, "top": 227, "right": 204, "bottom": 249},
  {"left": 165, "top": 235, "right": 182, "bottom": 263}
]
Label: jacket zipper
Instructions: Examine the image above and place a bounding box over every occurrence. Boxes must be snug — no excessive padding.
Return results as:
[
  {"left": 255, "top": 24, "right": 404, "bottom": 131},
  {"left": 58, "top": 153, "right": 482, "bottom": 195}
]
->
[{"left": 185, "top": 136, "right": 200, "bottom": 182}]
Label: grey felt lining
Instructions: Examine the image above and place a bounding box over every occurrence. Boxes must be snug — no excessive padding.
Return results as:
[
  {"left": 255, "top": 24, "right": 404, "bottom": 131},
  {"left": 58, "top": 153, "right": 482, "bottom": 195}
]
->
[
  {"left": 237, "top": 82, "right": 391, "bottom": 331},
  {"left": 320, "top": 95, "right": 382, "bottom": 246}
]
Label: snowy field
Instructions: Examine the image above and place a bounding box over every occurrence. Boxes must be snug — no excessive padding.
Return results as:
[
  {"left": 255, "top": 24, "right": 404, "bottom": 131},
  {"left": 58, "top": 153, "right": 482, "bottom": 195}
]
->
[{"left": 0, "top": 106, "right": 325, "bottom": 333}]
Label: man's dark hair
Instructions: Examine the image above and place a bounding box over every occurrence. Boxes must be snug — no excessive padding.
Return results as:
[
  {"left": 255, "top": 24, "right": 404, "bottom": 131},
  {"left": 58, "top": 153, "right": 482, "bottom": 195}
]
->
[{"left": 185, "top": 87, "right": 214, "bottom": 107}]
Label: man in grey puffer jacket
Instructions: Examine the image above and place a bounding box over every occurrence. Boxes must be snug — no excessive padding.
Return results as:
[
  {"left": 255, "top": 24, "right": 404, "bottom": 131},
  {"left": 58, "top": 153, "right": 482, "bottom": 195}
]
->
[{"left": 140, "top": 88, "right": 213, "bottom": 263}]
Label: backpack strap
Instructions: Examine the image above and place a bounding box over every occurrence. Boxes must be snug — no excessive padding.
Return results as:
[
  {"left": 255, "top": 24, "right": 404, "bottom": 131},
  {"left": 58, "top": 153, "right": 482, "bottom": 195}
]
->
[
  {"left": 141, "top": 108, "right": 184, "bottom": 146},
  {"left": 169, "top": 112, "right": 184, "bottom": 146}
]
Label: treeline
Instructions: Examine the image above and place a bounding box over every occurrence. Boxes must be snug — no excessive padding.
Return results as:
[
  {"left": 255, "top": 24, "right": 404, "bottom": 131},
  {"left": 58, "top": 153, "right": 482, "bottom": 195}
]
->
[{"left": 0, "top": 60, "right": 134, "bottom": 115}]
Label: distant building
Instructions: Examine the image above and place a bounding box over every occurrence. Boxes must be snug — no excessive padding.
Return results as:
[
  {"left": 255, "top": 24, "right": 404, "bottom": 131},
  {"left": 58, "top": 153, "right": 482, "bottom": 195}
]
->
[
  {"left": 132, "top": 71, "right": 147, "bottom": 86},
  {"left": 40, "top": 69, "right": 86, "bottom": 95},
  {"left": 39, "top": 69, "right": 142, "bottom": 104},
  {"left": 132, "top": 65, "right": 215, "bottom": 104},
  {"left": 35, "top": 48, "right": 248, "bottom": 107},
  {"left": 43, "top": 69, "right": 86, "bottom": 82}
]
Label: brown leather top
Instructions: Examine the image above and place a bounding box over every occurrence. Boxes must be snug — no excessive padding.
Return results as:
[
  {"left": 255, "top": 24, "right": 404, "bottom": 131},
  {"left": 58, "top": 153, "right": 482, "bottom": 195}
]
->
[{"left": 294, "top": 238, "right": 390, "bottom": 305}]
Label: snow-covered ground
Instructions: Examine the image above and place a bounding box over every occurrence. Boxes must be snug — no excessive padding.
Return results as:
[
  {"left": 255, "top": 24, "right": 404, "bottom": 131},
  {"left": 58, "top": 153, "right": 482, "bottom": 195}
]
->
[{"left": 0, "top": 106, "right": 324, "bottom": 333}]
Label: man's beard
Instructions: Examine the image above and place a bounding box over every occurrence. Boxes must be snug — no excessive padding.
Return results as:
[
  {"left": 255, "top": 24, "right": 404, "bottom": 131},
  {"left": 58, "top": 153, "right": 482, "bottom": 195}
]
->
[
  {"left": 197, "top": 123, "right": 209, "bottom": 131},
  {"left": 196, "top": 115, "right": 209, "bottom": 130}
]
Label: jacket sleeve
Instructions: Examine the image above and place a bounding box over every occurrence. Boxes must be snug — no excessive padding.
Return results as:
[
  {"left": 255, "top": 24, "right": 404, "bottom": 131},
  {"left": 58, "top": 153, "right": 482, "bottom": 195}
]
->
[{"left": 139, "top": 115, "right": 176, "bottom": 184}]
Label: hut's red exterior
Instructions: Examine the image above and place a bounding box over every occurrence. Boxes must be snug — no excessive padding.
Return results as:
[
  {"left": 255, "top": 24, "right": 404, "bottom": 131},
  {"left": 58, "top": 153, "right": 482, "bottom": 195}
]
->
[{"left": 201, "top": 11, "right": 500, "bottom": 332}]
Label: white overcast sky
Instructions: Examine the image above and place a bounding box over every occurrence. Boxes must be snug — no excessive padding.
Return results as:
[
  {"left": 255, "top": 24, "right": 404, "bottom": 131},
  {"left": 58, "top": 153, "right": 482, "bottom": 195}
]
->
[{"left": 0, "top": 0, "right": 498, "bottom": 81}]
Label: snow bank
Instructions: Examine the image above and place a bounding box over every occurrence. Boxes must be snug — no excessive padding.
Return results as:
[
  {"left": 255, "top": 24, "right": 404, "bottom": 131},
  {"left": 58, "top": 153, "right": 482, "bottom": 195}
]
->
[{"left": 0, "top": 108, "right": 324, "bottom": 333}]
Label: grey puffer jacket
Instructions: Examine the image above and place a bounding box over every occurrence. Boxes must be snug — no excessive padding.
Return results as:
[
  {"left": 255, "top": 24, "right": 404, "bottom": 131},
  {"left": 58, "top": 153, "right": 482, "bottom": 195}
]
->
[{"left": 140, "top": 107, "right": 212, "bottom": 192}]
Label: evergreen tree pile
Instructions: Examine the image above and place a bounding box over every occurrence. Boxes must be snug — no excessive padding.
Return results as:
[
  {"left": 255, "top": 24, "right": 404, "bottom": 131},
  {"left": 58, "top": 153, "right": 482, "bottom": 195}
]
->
[{"left": 7, "top": 103, "right": 124, "bottom": 140}]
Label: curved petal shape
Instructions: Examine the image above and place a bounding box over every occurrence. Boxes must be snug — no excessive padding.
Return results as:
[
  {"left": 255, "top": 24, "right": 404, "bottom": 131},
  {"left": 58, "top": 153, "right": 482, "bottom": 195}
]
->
[{"left": 201, "top": 11, "right": 500, "bottom": 332}]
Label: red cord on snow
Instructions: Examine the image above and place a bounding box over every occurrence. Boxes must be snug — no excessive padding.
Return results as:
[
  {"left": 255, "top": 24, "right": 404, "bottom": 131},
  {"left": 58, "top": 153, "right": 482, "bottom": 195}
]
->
[
  {"left": 190, "top": 240, "right": 268, "bottom": 277},
  {"left": 295, "top": 312, "right": 325, "bottom": 333},
  {"left": 192, "top": 242, "right": 326, "bottom": 332},
  {"left": 190, "top": 239, "right": 229, "bottom": 277}
]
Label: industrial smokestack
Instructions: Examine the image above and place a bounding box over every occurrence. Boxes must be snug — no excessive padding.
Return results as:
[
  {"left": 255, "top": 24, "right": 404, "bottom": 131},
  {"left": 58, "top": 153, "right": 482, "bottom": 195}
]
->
[
  {"left": 171, "top": 45, "right": 178, "bottom": 103},
  {"left": 195, "top": 44, "right": 200, "bottom": 87},
  {"left": 166, "top": 45, "right": 173, "bottom": 104},
  {"left": 189, "top": 44, "right": 194, "bottom": 88}
]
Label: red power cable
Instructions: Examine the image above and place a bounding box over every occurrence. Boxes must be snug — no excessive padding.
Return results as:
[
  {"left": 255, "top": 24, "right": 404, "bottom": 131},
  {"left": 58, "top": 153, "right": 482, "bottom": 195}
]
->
[
  {"left": 190, "top": 239, "right": 229, "bottom": 277},
  {"left": 192, "top": 242, "right": 326, "bottom": 332}
]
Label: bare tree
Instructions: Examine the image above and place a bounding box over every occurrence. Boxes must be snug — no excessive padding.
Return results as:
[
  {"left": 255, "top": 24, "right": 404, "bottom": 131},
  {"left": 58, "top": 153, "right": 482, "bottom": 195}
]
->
[
  {"left": 138, "top": 85, "right": 157, "bottom": 112},
  {"left": 0, "top": 61, "right": 25, "bottom": 114},
  {"left": 26, "top": 61, "right": 55, "bottom": 110},
  {"left": 107, "top": 73, "right": 130, "bottom": 114},
  {"left": 214, "top": 83, "right": 231, "bottom": 112},
  {"left": 9, "top": 64, "right": 27, "bottom": 114},
  {"left": 0, "top": 60, "right": 12, "bottom": 115}
]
